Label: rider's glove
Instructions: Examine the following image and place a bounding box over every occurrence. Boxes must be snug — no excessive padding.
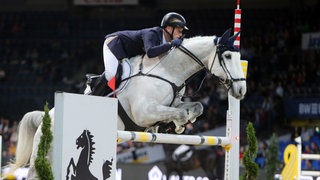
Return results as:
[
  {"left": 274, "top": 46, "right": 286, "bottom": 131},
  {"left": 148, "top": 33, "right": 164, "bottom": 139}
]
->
[{"left": 171, "top": 38, "right": 183, "bottom": 47}]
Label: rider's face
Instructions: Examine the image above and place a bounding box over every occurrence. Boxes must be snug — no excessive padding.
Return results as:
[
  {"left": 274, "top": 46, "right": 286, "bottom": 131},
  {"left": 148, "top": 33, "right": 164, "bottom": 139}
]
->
[
  {"left": 172, "top": 27, "right": 184, "bottom": 39},
  {"left": 165, "top": 26, "right": 184, "bottom": 39}
]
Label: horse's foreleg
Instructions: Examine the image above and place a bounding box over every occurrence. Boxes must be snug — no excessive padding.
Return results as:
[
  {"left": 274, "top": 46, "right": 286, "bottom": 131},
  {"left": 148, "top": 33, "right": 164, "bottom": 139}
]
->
[
  {"left": 175, "top": 101, "right": 203, "bottom": 123},
  {"left": 170, "top": 101, "right": 203, "bottom": 133},
  {"left": 131, "top": 103, "right": 189, "bottom": 133}
]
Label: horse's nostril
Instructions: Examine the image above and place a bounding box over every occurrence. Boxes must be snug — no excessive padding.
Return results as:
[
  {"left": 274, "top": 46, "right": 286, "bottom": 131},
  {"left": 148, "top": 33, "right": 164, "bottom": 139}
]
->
[{"left": 239, "top": 88, "right": 242, "bottom": 95}]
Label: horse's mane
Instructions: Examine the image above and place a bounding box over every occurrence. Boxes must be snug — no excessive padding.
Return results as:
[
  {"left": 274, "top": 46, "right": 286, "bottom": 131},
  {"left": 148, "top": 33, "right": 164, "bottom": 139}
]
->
[
  {"left": 183, "top": 35, "right": 217, "bottom": 45},
  {"left": 84, "top": 130, "right": 95, "bottom": 165},
  {"left": 180, "top": 35, "right": 218, "bottom": 55},
  {"left": 130, "top": 35, "right": 218, "bottom": 63}
]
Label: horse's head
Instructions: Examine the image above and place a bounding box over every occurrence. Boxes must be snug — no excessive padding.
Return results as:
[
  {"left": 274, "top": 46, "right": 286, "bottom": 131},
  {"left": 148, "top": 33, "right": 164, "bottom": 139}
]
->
[
  {"left": 76, "top": 130, "right": 95, "bottom": 165},
  {"left": 76, "top": 130, "right": 87, "bottom": 149},
  {"left": 76, "top": 129, "right": 94, "bottom": 150},
  {"left": 210, "top": 28, "right": 247, "bottom": 100}
]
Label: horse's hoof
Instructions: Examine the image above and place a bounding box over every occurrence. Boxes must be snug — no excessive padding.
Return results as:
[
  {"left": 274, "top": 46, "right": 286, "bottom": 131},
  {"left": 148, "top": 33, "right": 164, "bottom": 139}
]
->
[
  {"left": 189, "top": 118, "right": 196, "bottom": 123},
  {"left": 175, "top": 126, "right": 185, "bottom": 134},
  {"left": 145, "top": 126, "right": 159, "bottom": 133},
  {"left": 148, "top": 122, "right": 176, "bottom": 134}
]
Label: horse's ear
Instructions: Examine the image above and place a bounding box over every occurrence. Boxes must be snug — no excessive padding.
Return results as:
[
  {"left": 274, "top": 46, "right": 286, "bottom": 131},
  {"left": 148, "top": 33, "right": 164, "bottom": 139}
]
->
[
  {"left": 219, "top": 28, "right": 232, "bottom": 45},
  {"left": 229, "top": 30, "right": 240, "bottom": 44}
]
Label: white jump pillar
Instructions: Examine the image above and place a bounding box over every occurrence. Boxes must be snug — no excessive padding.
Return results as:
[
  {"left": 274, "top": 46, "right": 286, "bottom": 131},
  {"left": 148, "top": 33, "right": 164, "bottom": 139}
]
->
[
  {"left": 225, "top": 60, "right": 248, "bottom": 180},
  {"left": 227, "top": 1, "right": 244, "bottom": 178},
  {"left": 224, "top": 96, "right": 240, "bottom": 179},
  {"left": 53, "top": 92, "right": 118, "bottom": 180}
]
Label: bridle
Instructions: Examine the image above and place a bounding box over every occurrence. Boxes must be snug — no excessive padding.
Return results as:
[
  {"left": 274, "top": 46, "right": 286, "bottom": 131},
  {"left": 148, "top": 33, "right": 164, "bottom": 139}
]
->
[
  {"left": 215, "top": 44, "right": 246, "bottom": 90},
  {"left": 178, "top": 40, "right": 246, "bottom": 91}
]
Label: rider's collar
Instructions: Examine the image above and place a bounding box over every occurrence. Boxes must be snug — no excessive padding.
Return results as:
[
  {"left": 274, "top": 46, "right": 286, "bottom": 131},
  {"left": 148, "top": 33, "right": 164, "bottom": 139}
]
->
[{"left": 162, "top": 33, "right": 167, "bottom": 44}]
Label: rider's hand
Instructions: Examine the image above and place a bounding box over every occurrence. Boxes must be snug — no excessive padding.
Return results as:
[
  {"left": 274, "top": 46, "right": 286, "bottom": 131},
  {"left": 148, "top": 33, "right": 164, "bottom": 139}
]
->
[{"left": 170, "top": 38, "right": 183, "bottom": 47}]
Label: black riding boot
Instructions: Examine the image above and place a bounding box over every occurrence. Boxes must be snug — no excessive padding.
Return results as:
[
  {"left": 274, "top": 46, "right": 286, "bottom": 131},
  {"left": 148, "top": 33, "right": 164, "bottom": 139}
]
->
[{"left": 91, "top": 74, "right": 113, "bottom": 96}]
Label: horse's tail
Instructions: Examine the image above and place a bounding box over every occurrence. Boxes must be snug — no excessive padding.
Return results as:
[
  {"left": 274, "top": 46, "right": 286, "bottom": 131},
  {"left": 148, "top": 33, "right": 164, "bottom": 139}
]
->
[{"left": 5, "top": 110, "right": 44, "bottom": 176}]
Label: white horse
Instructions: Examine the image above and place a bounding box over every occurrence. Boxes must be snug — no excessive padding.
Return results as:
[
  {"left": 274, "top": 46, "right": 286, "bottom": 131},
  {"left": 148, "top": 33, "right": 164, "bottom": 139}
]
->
[
  {"left": 5, "top": 28, "right": 246, "bottom": 179},
  {"left": 110, "top": 28, "right": 246, "bottom": 133}
]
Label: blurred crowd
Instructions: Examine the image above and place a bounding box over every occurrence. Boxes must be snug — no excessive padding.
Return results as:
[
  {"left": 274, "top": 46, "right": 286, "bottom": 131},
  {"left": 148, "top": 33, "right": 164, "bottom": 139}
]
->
[
  {"left": 1, "top": 2, "right": 320, "bottom": 169},
  {"left": 0, "top": 118, "right": 18, "bottom": 167}
]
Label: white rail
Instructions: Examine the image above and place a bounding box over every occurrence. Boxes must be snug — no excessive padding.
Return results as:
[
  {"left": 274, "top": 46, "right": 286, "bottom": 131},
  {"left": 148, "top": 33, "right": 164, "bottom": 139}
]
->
[
  {"left": 117, "top": 130, "right": 231, "bottom": 146},
  {"left": 301, "top": 154, "right": 320, "bottom": 160},
  {"left": 296, "top": 137, "right": 320, "bottom": 180}
]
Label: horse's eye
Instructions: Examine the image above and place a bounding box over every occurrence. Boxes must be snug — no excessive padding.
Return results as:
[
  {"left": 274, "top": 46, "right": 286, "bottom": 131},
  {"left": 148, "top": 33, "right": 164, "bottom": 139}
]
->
[{"left": 225, "top": 54, "right": 232, "bottom": 59}]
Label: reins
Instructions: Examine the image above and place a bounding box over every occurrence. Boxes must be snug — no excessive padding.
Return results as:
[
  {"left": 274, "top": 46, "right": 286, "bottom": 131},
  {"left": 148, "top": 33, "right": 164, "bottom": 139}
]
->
[
  {"left": 177, "top": 45, "right": 218, "bottom": 98},
  {"left": 177, "top": 45, "right": 214, "bottom": 74}
]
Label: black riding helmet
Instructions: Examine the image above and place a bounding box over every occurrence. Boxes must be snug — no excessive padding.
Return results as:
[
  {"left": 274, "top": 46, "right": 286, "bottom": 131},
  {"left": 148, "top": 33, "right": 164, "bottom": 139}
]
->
[
  {"left": 161, "top": 12, "right": 189, "bottom": 30},
  {"left": 161, "top": 12, "right": 188, "bottom": 40}
]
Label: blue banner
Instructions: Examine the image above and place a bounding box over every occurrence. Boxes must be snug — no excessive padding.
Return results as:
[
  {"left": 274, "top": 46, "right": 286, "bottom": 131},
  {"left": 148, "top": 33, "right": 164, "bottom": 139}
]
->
[{"left": 285, "top": 98, "right": 320, "bottom": 120}]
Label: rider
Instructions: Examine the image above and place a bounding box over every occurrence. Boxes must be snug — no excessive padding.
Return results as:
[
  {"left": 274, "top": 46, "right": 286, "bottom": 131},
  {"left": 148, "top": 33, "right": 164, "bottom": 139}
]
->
[{"left": 88, "top": 12, "right": 189, "bottom": 96}]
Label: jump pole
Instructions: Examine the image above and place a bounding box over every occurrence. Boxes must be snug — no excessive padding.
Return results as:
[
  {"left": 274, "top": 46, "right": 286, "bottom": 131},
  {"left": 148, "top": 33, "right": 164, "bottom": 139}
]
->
[
  {"left": 117, "top": 131, "right": 230, "bottom": 146},
  {"left": 224, "top": 0, "right": 247, "bottom": 179}
]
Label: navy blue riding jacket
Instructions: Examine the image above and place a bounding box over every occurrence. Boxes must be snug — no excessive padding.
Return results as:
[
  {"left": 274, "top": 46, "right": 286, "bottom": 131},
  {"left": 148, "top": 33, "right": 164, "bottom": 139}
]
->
[{"left": 105, "top": 27, "right": 172, "bottom": 60}]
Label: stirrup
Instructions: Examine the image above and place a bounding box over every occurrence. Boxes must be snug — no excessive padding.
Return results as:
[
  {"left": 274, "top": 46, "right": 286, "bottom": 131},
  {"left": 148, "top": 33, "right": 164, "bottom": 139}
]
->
[
  {"left": 84, "top": 85, "right": 92, "bottom": 95},
  {"left": 86, "top": 74, "right": 100, "bottom": 88},
  {"left": 86, "top": 73, "right": 112, "bottom": 96}
]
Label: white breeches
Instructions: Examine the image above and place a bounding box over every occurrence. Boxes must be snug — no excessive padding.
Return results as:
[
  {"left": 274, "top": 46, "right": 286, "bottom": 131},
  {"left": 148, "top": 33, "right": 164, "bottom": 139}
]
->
[{"left": 103, "top": 38, "right": 119, "bottom": 81}]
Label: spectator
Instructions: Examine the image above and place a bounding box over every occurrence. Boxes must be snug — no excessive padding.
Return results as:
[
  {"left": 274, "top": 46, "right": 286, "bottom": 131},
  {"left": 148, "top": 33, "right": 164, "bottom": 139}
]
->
[{"left": 310, "top": 142, "right": 320, "bottom": 154}]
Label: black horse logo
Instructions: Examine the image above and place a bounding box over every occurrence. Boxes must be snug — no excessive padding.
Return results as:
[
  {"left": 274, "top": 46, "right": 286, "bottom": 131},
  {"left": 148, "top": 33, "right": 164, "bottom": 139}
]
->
[{"left": 66, "top": 129, "right": 113, "bottom": 180}]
